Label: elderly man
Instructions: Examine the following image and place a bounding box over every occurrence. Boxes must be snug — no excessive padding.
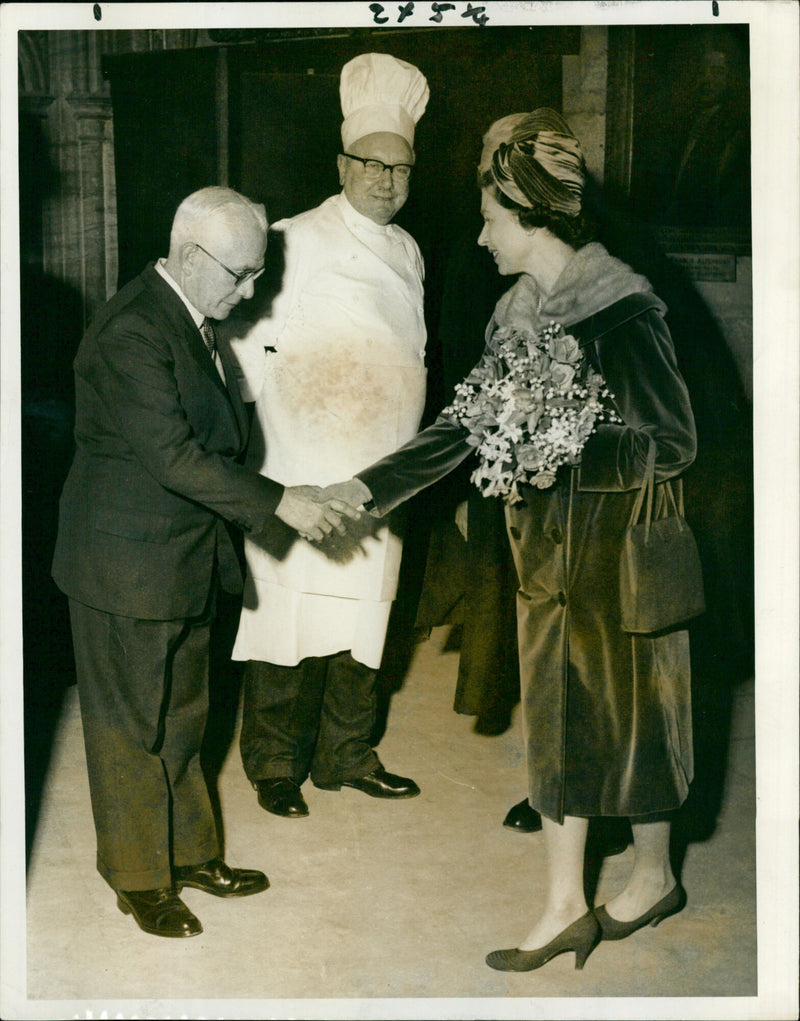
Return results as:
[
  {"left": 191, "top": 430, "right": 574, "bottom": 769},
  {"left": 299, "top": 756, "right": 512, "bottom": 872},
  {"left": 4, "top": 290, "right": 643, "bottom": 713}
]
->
[
  {"left": 226, "top": 54, "right": 429, "bottom": 819},
  {"left": 52, "top": 186, "right": 355, "bottom": 938}
]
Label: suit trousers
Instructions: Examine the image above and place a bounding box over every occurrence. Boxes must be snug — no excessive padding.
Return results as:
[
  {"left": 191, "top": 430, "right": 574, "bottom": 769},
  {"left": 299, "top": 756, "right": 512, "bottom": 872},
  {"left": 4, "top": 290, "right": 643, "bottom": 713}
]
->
[
  {"left": 239, "top": 652, "right": 381, "bottom": 787},
  {"left": 68, "top": 598, "right": 219, "bottom": 892}
]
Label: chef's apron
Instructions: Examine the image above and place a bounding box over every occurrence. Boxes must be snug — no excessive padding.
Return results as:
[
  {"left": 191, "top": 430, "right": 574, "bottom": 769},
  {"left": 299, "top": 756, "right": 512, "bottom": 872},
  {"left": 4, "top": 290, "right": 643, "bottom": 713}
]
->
[{"left": 230, "top": 194, "right": 427, "bottom": 667}]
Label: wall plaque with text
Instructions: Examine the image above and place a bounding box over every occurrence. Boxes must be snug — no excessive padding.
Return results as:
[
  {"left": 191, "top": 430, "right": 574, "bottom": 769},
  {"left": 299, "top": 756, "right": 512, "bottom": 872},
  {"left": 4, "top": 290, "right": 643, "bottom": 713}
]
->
[{"left": 667, "top": 252, "right": 738, "bottom": 282}]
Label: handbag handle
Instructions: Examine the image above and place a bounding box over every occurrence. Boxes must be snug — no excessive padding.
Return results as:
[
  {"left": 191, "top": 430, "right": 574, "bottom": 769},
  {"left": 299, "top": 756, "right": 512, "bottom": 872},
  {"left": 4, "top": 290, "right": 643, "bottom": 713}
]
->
[
  {"left": 627, "top": 437, "right": 687, "bottom": 542},
  {"left": 627, "top": 437, "right": 657, "bottom": 540}
]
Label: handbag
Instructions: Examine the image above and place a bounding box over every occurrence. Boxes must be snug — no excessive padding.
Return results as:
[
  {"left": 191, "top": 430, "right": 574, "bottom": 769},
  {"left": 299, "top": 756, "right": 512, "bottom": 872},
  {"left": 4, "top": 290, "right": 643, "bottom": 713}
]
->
[{"left": 619, "top": 438, "right": 705, "bottom": 634}]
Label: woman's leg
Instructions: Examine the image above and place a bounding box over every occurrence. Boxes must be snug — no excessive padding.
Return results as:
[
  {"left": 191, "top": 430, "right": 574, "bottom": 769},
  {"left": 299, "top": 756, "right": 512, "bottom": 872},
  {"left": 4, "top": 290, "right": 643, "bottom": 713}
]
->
[
  {"left": 518, "top": 814, "right": 589, "bottom": 949},
  {"left": 602, "top": 818, "right": 676, "bottom": 921}
]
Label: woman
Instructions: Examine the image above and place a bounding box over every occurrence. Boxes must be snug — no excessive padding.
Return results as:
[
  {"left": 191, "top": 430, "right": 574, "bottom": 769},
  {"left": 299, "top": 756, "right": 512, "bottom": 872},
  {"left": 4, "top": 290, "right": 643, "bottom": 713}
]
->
[
  {"left": 417, "top": 113, "right": 546, "bottom": 744},
  {"left": 330, "top": 109, "right": 697, "bottom": 971}
]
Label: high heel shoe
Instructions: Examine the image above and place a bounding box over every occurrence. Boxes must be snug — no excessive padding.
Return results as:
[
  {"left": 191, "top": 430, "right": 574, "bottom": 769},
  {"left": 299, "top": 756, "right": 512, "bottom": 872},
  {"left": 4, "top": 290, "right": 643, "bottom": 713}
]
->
[
  {"left": 594, "top": 883, "right": 687, "bottom": 941},
  {"left": 486, "top": 910, "right": 600, "bottom": 972}
]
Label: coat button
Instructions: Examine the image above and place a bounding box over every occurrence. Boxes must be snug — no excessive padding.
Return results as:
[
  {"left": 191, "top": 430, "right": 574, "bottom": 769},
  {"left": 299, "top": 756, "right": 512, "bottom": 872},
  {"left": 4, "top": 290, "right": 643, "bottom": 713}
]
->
[
  {"left": 509, "top": 526, "right": 521, "bottom": 539},
  {"left": 557, "top": 591, "right": 567, "bottom": 606},
  {"left": 551, "top": 527, "right": 563, "bottom": 544}
]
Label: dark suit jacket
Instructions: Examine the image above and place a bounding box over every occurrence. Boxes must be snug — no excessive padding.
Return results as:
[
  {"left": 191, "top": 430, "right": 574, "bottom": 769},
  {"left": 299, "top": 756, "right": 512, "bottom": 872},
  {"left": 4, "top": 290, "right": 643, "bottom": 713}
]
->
[{"left": 52, "top": 264, "right": 283, "bottom": 620}]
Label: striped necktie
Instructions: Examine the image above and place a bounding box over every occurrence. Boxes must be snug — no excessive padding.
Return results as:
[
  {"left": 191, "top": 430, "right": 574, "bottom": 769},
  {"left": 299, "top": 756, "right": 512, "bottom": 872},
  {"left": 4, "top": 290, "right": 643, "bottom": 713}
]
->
[{"left": 200, "top": 317, "right": 217, "bottom": 359}]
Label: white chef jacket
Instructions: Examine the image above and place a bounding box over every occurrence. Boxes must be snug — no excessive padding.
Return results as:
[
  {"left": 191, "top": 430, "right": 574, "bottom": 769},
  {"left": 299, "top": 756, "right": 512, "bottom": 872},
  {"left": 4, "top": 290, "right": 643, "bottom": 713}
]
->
[{"left": 228, "top": 192, "right": 427, "bottom": 668}]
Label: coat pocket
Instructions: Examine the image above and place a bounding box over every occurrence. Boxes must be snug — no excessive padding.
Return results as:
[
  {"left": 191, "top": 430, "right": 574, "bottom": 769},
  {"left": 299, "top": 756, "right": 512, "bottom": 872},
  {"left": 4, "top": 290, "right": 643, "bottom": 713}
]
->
[{"left": 90, "top": 505, "right": 173, "bottom": 544}]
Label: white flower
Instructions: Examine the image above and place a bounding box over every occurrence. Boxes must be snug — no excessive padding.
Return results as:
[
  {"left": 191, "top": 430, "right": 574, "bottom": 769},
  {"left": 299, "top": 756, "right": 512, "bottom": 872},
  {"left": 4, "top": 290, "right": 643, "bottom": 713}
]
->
[
  {"left": 548, "top": 332, "right": 581, "bottom": 364},
  {"left": 550, "top": 362, "right": 577, "bottom": 393},
  {"left": 443, "top": 322, "right": 620, "bottom": 502},
  {"left": 533, "top": 471, "right": 558, "bottom": 489}
]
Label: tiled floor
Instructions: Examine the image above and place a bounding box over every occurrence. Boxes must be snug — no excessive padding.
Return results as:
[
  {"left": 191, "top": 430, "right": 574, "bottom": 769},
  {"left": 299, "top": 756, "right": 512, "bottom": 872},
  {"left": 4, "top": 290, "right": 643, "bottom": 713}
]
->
[{"left": 15, "top": 626, "right": 765, "bottom": 1018}]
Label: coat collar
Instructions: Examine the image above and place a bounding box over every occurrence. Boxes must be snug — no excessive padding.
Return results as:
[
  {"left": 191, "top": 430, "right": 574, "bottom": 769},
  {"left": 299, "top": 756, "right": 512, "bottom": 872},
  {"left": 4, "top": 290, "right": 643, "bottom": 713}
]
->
[
  {"left": 492, "top": 243, "right": 660, "bottom": 338},
  {"left": 570, "top": 291, "right": 667, "bottom": 348},
  {"left": 140, "top": 262, "right": 201, "bottom": 336},
  {"left": 139, "top": 263, "right": 248, "bottom": 439}
]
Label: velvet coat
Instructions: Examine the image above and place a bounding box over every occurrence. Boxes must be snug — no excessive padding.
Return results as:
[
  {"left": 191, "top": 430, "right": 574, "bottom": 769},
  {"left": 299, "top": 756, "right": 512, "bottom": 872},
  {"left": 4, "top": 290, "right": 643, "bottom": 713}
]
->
[{"left": 358, "top": 256, "right": 697, "bottom": 822}]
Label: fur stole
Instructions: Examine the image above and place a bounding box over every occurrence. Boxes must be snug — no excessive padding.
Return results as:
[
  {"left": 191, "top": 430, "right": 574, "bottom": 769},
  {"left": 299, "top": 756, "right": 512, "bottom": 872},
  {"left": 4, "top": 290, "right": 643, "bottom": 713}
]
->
[{"left": 490, "top": 242, "right": 662, "bottom": 336}]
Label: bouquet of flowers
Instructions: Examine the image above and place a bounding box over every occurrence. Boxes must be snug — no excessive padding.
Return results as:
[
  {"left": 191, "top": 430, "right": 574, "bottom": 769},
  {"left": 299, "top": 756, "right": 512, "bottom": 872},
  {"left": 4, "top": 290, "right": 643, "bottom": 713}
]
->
[{"left": 442, "top": 321, "right": 620, "bottom": 503}]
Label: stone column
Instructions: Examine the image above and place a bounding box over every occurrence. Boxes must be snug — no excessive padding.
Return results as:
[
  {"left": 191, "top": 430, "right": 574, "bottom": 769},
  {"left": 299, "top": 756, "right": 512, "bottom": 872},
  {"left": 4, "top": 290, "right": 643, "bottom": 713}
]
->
[
  {"left": 563, "top": 25, "right": 608, "bottom": 182},
  {"left": 18, "top": 29, "right": 203, "bottom": 328}
]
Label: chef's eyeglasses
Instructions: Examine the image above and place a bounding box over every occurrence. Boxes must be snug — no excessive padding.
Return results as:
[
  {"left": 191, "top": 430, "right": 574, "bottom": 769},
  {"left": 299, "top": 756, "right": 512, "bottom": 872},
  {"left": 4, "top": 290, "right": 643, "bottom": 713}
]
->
[
  {"left": 193, "top": 243, "right": 265, "bottom": 287},
  {"left": 340, "top": 153, "right": 413, "bottom": 181}
]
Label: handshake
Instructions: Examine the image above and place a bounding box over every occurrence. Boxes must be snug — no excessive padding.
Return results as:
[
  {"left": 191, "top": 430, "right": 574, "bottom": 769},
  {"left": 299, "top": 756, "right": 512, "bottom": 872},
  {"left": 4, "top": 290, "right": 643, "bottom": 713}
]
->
[{"left": 274, "top": 478, "right": 375, "bottom": 542}]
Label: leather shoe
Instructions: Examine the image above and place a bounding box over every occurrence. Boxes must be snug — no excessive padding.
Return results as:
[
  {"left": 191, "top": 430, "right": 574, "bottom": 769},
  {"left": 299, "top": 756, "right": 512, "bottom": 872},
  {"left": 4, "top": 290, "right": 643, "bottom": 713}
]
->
[
  {"left": 116, "top": 887, "right": 202, "bottom": 938},
  {"left": 173, "top": 858, "right": 269, "bottom": 898},
  {"left": 503, "top": 798, "right": 543, "bottom": 833},
  {"left": 256, "top": 777, "right": 309, "bottom": 818},
  {"left": 315, "top": 765, "right": 420, "bottom": 799}
]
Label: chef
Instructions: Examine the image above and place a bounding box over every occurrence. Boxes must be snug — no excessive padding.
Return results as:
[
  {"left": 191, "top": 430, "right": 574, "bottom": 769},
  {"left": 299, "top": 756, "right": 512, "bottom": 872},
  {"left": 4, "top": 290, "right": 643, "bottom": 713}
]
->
[{"left": 226, "top": 53, "right": 430, "bottom": 819}]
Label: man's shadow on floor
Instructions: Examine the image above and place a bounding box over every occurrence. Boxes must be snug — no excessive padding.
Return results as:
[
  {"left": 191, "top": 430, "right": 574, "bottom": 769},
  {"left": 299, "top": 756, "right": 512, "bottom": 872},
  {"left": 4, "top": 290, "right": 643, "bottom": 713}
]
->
[{"left": 370, "top": 500, "right": 432, "bottom": 747}]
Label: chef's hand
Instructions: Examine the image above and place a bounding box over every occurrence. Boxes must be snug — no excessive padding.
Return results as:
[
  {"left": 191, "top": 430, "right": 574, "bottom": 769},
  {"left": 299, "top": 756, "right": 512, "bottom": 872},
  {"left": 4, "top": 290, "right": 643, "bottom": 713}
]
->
[
  {"left": 275, "top": 485, "right": 361, "bottom": 542},
  {"left": 455, "top": 500, "right": 468, "bottom": 541},
  {"left": 317, "top": 478, "right": 376, "bottom": 514}
]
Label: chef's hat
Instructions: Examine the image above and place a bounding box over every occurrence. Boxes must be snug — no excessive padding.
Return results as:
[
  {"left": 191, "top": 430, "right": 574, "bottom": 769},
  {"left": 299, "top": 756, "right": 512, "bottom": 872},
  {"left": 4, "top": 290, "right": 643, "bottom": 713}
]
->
[{"left": 340, "top": 52, "right": 429, "bottom": 150}]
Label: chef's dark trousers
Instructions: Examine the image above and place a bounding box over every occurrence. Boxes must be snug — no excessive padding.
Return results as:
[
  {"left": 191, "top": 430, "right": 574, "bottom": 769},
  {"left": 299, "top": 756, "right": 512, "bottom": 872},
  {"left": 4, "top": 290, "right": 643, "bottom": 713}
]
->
[
  {"left": 239, "top": 652, "right": 381, "bottom": 787},
  {"left": 68, "top": 598, "right": 219, "bottom": 892}
]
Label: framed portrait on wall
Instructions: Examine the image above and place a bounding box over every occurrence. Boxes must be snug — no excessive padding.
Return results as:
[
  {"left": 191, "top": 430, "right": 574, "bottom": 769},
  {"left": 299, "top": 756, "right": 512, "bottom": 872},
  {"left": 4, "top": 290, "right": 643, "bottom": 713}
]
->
[{"left": 606, "top": 23, "right": 751, "bottom": 263}]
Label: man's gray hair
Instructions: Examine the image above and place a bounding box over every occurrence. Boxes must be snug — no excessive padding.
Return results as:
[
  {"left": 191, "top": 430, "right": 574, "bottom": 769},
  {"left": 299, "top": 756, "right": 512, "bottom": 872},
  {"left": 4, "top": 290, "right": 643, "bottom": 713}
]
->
[{"left": 170, "top": 186, "right": 267, "bottom": 250}]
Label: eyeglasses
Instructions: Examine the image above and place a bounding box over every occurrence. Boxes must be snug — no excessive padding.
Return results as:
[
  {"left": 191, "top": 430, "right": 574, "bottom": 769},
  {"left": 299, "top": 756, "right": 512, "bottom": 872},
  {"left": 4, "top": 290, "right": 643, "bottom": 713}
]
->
[
  {"left": 193, "top": 243, "right": 265, "bottom": 287},
  {"left": 340, "top": 153, "right": 413, "bottom": 182}
]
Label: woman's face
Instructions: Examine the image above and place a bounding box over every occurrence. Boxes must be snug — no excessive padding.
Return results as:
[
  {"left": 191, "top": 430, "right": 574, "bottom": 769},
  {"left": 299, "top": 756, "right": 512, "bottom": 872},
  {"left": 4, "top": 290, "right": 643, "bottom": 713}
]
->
[{"left": 478, "top": 188, "right": 535, "bottom": 276}]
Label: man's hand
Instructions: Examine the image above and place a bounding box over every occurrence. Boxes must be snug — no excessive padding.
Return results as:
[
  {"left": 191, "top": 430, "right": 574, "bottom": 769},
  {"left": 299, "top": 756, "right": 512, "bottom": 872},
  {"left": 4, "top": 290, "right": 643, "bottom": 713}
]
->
[
  {"left": 275, "top": 485, "right": 361, "bottom": 542},
  {"left": 317, "top": 478, "right": 375, "bottom": 512}
]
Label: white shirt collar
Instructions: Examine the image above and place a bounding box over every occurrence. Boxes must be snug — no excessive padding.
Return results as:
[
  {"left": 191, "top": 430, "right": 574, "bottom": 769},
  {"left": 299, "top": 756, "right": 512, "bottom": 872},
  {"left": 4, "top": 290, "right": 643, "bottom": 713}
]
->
[{"left": 155, "top": 258, "right": 205, "bottom": 328}]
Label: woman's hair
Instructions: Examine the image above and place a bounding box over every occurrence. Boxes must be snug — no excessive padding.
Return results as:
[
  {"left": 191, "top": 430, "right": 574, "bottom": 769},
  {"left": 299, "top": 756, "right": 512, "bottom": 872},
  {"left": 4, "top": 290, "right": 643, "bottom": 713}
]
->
[{"left": 479, "top": 169, "right": 597, "bottom": 248}]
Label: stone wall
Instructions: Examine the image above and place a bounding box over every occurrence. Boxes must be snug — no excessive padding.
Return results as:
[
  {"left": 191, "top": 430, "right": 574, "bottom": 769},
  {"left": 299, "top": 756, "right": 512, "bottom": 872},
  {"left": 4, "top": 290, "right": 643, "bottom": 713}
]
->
[
  {"left": 695, "top": 258, "right": 753, "bottom": 402},
  {"left": 18, "top": 30, "right": 203, "bottom": 326},
  {"left": 562, "top": 25, "right": 608, "bottom": 181}
]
